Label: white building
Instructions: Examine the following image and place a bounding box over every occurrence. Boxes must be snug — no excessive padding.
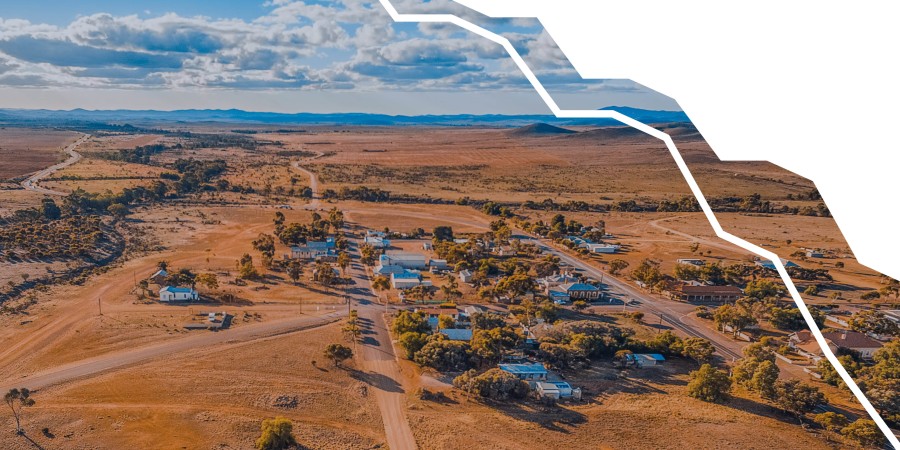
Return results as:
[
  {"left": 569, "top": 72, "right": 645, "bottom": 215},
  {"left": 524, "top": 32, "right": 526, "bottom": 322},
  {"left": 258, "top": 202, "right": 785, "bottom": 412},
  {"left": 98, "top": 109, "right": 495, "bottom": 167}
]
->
[
  {"left": 459, "top": 269, "right": 474, "bottom": 283},
  {"left": 585, "top": 243, "right": 620, "bottom": 254},
  {"left": 381, "top": 252, "right": 427, "bottom": 270},
  {"left": 159, "top": 286, "right": 199, "bottom": 302}
]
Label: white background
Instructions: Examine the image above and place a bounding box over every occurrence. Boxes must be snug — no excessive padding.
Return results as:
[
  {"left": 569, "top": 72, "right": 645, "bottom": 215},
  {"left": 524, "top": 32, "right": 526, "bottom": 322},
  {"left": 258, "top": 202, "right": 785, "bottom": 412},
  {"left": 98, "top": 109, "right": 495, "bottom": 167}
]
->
[{"left": 458, "top": 0, "right": 900, "bottom": 280}]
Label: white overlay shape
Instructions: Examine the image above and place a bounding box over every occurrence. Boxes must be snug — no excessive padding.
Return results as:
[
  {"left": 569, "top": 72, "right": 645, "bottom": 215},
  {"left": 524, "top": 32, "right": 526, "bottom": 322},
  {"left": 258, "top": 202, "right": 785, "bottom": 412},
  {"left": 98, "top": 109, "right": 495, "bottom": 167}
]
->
[{"left": 377, "top": 0, "right": 900, "bottom": 446}]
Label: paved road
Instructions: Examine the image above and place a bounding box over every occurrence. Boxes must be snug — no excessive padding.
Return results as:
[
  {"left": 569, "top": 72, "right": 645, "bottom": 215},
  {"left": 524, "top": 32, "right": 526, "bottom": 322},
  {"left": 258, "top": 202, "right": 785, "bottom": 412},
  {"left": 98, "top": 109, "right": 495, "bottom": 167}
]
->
[
  {"left": 343, "top": 238, "right": 418, "bottom": 450},
  {"left": 520, "top": 236, "right": 746, "bottom": 360},
  {"left": 0, "top": 311, "right": 345, "bottom": 393},
  {"left": 21, "top": 133, "right": 90, "bottom": 196}
]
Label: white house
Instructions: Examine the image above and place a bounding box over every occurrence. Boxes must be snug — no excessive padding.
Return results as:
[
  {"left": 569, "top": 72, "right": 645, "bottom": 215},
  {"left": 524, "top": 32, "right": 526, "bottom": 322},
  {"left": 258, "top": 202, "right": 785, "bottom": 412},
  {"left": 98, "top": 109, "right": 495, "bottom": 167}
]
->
[
  {"left": 586, "top": 243, "right": 620, "bottom": 254},
  {"left": 631, "top": 353, "right": 666, "bottom": 368},
  {"left": 806, "top": 250, "right": 825, "bottom": 258},
  {"left": 364, "top": 231, "right": 390, "bottom": 248},
  {"left": 536, "top": 381, "right": 575, "bottom": 400},
  {"left": 676, "top": 258, "right": 705, "bottom": 266},
  {"left": 159, "top": 286, "right": 199, "bottom": 302},
  {"left": 459, "top": 269, "right": 474, "bottom": 283},
  {"left": 430, "top": 259, "right": 449, "bottom": 271}
]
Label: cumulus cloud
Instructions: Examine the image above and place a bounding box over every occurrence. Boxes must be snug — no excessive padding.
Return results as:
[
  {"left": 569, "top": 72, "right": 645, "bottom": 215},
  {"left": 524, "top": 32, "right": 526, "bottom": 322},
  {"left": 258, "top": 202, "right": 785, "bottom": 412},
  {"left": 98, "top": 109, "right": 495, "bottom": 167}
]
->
[{"left": 0, "top": 0, "right": 598, "bottom": 93}]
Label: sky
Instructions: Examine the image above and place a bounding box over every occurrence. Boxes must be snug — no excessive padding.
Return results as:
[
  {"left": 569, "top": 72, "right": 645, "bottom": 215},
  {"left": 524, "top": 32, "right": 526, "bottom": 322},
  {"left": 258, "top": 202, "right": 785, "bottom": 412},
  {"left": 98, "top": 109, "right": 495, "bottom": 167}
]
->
[{"left": 0, "top": 0, "right": 678, "bottom": 114}]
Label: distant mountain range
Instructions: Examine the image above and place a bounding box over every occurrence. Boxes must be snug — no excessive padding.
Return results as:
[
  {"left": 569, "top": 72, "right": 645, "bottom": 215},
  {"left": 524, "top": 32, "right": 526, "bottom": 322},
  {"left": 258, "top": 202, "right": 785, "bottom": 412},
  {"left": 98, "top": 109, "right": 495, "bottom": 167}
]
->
[{"left": 0, "top": 106, "right": 690, "bottom": 127}]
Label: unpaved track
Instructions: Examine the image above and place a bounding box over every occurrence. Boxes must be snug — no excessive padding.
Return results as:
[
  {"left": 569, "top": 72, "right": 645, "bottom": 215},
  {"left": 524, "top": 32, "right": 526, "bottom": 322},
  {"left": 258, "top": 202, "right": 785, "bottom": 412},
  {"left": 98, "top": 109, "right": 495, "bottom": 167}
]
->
[
  {"left": 0, "top": 311, "right": 344, "bottom": 392},
  {"left": 345, "top": 238, "right": 418, "bottom": 450},
  {"left": 21, "top": 133, "right": 90, "bottom": 195}
]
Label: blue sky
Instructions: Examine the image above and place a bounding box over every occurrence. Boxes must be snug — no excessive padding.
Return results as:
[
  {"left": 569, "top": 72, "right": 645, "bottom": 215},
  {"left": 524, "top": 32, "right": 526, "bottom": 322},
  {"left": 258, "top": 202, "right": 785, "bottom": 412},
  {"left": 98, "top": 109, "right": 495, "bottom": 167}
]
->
[{"left": 0, "top": 0, "right": 677, "bottom": 113}]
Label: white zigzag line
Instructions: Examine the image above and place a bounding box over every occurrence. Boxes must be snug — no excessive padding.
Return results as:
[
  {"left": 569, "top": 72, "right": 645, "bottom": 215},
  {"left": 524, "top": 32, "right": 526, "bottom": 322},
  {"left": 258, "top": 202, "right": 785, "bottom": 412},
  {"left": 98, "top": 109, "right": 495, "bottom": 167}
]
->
[{"left": 377, "top": 0, "right": 899, "bottom": 446}]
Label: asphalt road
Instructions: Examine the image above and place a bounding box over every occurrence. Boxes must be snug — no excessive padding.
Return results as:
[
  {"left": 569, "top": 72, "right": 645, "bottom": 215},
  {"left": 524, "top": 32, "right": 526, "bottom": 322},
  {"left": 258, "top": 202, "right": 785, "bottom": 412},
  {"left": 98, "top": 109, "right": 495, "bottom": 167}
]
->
[{"left": 20, "top": 133, "right": 90, "bottom": 196}]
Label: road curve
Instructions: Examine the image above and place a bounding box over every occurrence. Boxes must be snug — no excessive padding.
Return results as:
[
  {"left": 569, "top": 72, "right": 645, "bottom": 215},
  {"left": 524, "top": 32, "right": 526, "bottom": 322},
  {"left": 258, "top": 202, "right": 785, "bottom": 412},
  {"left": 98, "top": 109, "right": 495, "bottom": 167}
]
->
[{"left": 20, "top": 133, "right": 90, "bottom": 196}]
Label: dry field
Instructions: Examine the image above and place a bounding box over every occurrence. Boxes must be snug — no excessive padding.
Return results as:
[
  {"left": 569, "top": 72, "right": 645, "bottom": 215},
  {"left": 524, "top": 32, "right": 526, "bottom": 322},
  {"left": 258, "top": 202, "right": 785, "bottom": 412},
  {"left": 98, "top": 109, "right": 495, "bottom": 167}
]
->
[
  {"left": 0, "top": 128, "right": 79, "bottom": 180},
  {"left": 404, "top": 360, "right": 833, "bottom": 450},
  {"left": 259, "top": 126, "right": 818, "bottom": 204},
  {"left": 0, "top": 323, "right": 385, "bottom": 450}
]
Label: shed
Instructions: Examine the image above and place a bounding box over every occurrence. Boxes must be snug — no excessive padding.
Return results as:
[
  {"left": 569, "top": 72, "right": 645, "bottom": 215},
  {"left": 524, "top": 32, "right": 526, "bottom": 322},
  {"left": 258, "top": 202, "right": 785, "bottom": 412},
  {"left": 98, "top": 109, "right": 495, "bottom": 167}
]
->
[{"left": 499, "top": 363, "right": 548, "bottom": 381}]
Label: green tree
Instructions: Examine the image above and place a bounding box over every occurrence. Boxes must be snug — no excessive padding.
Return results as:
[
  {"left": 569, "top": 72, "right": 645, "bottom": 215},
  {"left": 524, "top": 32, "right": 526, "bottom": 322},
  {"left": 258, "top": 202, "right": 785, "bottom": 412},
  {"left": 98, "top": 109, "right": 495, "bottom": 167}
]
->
[
  {"left": 438, "top": 314, "right": 456, "bottom": 329},
  {"left": 470, "top": 326, "right": 518, "bottom": 367},
  {"left": 840, "top": 419, "right": 885, "bottom": 448},
  {"left": 337, "top": 252, "right": 351, "bottom": 276},
  {"left": 773, "top": 379, "right": 825, "bottom": 422},
  {"left": 453, "top": 368, "right": 528, "bottom": 400},
  {"left": 323, "top": 343, "right": 353, "bottom": 367},
  {"left": 814, "top": 411, "right": 849, "bottom": 432},
  {"left": 414, "top": 336, "right": 471, "bottom": 371},
  {"left": 314, "top": 261, "right": 336, "bottom": 287},
  {"left": 4, "top": 388, "right": 35, "bottom": 434},
  {"left": 194, "top": 273, "right": 218, "bottom": 290},
  {"left": 255, "top": 417, "right": 297, "bottom": 450},
  {"left": 392, "top": 311, "right": 431, "bottom": 335},
  {"left": 359, "top": 243, "right": 377, "bottom": 266},
  {"left": 107, "top": 202, "right": 129, "bottom": 219},
  {"left": 286, "top": 260, "right": 303, "bottom": 284},
  {"left": 744, "top": 279, "right": 785, "bottom": 300},
  {"left": 849, "top": 310, "right": 900, "bottom": 337},
  {"left": 608, "top": 259, "right": 629, "bottom": 276},
  {"left": 372, "top": 275, "right": 391, "bottom": 292},
  {"left": 681, "top": 338, "right": 716, "bottom": 365},
  {"left": 398, "top": 332, "right": 429, "bottom": 359},
  {"left": 40, "top": 198, "right": 61, "bottom": 220},
  {"left": 470, "top": 312, "right": 506, "bottom": 330},
  {"left": 433, "top": 226, "right": 454, "bottom": 242},
  {"left": 252, "top": 233, "right": 276, "bottom": 266},
  {"left": 440, "top": 275, "right": 462, "bottom": 301},
  {"left": 749, "top": 360, "right": 780, "bottom": 399},
  {"left": 687, "top": 364, "right": 732, "bottom": 403}
]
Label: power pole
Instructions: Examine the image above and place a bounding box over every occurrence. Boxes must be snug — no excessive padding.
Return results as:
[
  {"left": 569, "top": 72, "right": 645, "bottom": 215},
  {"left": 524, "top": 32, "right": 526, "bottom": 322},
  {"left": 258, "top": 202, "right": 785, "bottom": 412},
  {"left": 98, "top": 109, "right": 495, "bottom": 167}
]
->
[{"left": 98, "top": 297, "right": 103, "bottom": 316}]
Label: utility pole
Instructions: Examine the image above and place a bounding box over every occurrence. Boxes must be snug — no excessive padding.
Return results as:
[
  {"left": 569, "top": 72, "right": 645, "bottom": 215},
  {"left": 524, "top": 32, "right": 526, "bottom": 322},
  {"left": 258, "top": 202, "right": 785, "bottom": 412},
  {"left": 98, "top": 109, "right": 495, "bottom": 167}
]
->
[{"left": 98, "top": 297, "right": 103, "bottom": 316}]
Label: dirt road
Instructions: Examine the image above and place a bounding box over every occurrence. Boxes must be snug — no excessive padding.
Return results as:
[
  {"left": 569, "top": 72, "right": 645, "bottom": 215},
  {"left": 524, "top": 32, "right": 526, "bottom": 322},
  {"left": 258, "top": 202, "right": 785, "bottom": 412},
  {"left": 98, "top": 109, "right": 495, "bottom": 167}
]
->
[
  {"left": 21, "top": 133, "right": 90, "bottom": 196},
  {"left": 293, "top": 152, "right": 323, "bottom": 209},
  {"left": 0, "top": 310, "right": 344, "bottom": 392},
  {"left": 344, "top": 239, "right": 418, "bottom": 450}
]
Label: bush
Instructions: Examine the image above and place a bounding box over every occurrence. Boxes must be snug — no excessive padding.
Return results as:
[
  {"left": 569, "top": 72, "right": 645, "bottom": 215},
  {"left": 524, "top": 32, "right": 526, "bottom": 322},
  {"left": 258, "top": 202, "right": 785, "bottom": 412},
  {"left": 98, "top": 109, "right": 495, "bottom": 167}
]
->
[
  {"left": 453, "top": 368, "right": 528, "bottom": 400},
  {"left": 255, "top": 417, "right": 297, "bottom": 450},
  {"left": 840, "top": 419, "right": 885, "bottom": 448}
]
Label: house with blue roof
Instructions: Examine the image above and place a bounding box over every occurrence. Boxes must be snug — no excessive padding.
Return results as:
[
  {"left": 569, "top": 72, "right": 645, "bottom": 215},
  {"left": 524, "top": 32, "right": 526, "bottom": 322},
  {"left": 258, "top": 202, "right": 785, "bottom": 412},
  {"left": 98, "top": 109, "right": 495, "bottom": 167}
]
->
[
  {"left": 499, "top": 363, "right": 548, "bottom": 381},
  {"left": 391, "top": 270, "right": 425, "bottom": 289},
  {"left": 755, "top": 259, "right": 799, "bottom": 270}
]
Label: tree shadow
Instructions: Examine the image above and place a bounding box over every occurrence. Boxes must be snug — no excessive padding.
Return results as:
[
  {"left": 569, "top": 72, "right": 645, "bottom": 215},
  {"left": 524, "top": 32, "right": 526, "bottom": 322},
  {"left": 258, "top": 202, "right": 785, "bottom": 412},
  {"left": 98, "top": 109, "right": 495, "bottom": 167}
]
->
[
  {"left": 491, "top": 400, "right": 587, "bottom": 433},
  {"left": 349, "top": 369, "right": 405, "bottom": 394}
]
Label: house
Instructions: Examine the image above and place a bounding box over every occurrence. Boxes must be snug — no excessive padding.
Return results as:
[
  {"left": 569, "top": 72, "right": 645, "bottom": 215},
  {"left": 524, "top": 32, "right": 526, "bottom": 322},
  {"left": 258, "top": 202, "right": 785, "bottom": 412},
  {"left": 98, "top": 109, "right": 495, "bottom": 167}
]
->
[
  {"left": 422, "top": 242, "right": 433, "bottom": 250},
  {"left": 790, "top": 329, "right": 884, "bottom": 361},
  {"left": 755, "top": 259, "right": 799, "bottom": 270},
  {"left": 453, "top": 238, "right": 470, "bottom": 245},
  {"left": 538, "top": 273, "right": 580, "bottom": 290},
  {"left": 559, "top": 282, "right": 602, "bottom": 300},
  {"left": 461, "top": 305, "right": 484, "bottom": 319},
  {"left": 159, "top": 286, "right": 199, "bottom": 302},
  {"left": 499, "top": 363, "right": 548, "bottom": 381},
  {"left": 148, "top": 269, "right": 168, "bottom": 285},
  {"left": 430, "top": 259, "right": 449, "bottom": 271},
  {"left": 822, "top": 330, "right": 884, "bottom": 359},
  {"left": 566, "top": 236, "right": 592, "bottom": 248},
  {"left": 439, "top": 328, "right": 473, "bottom": 341},
  {"left": 390, "top": 271, "right": 423, "bottom": 289},
  {"left": 676, "top": 258, "right": 705, "bottom": 266},
  {"left": 381, "top": 252, "right": 428, "bottom": 270},
  {"left": 459, "top": 269, "right": 474, "bottom": 283},
  {"left": 585, "top": 243, "right": 620, "bottom": 254},
  {"left": 535, "top": 381, "right": 575, "bottom": 400},
  {"left": 548, "top": 288, "right": 570, "bottom": 304},
  {"left": 630, "top": 353, "right": 666, "bottom": 368},
  {"left": 374, "top": 264, "right": 406, "bottom": 276},
  {"left": 419, "top": 307, "right": 460, "bottom": 321},
  {"left": 667, "top": 284, "right": 743, "bottom": 304},
  {"left": 496, "top": 246, "right": 515, "bottom": 256},
  {"left": 806, "top": 250, "right": 825, "bottom": 258},
  {"left": 290, "top": 240, "right": 337, "bottom": 261},
  {"left": 364, "top": 235, "right": 390, "bottom": 248}
]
